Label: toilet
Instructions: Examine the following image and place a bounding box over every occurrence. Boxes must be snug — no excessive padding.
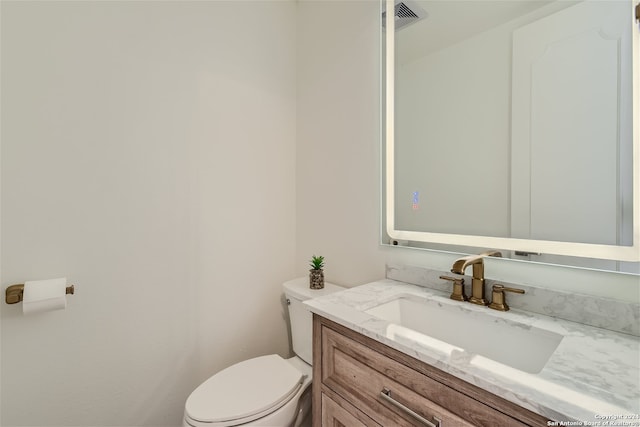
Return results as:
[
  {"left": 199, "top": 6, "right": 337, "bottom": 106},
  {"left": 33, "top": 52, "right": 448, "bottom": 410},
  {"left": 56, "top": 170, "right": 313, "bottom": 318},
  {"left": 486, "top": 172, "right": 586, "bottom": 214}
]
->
[{"left": 183, "top": 278, "right": 345, "bottom": 427}]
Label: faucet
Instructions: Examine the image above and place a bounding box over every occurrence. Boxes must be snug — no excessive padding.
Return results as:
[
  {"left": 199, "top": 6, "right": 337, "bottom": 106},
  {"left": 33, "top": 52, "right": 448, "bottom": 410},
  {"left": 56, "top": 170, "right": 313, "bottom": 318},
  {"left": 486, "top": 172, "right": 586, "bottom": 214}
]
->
[{"left": 450, "top": 250, "right": 502, "bottom": 305}]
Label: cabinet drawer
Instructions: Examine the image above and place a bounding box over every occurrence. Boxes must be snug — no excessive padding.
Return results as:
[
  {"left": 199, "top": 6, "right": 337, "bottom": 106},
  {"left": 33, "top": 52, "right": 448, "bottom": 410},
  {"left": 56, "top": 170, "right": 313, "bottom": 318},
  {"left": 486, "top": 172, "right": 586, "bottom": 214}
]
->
[
  {"left": 321, "top": 324, "right": 530, "bottom": 427},
  {"left": 321, "top": 391, "right": 381, "bottom": 427}
]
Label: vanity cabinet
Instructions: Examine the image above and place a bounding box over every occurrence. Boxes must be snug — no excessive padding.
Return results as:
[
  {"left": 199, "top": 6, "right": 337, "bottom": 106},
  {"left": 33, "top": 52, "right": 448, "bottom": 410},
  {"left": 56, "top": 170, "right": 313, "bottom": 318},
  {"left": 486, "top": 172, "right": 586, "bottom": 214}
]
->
[{"left": 312, "top": 315, "right": 550, "bottom": 427}]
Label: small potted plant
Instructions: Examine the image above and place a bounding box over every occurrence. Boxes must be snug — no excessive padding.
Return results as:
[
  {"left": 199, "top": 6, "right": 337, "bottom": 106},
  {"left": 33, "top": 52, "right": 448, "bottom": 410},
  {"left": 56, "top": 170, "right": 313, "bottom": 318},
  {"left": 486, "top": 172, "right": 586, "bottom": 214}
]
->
[{"left": 309, "top": 255, "right": 325, "bottom": 289}]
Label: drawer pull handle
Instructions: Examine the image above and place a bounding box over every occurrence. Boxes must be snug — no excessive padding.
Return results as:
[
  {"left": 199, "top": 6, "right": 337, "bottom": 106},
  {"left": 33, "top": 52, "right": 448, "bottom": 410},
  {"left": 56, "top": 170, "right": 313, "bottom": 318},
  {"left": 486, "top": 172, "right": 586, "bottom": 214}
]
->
[{"left": 380, "top": 387, "right": 442, "bottom": 427}]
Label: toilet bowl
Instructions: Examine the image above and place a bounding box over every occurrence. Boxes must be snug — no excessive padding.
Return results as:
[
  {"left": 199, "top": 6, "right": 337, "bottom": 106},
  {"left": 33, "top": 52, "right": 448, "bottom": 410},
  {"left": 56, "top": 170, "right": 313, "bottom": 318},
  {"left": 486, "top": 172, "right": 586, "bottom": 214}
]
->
[
  {"left": 183, "top": 354, "right": 311, "bottom": 427},
  {"left": 183, "top": 279, "right": 345, "bottom": 427}
]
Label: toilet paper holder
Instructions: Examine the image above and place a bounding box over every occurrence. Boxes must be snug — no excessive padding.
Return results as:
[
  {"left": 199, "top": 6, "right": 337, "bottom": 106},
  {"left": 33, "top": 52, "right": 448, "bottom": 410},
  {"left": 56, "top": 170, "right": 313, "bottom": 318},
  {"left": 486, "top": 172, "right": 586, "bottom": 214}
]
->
[{"left": 5, "top": 283, "right": 75, "bottom": 304}]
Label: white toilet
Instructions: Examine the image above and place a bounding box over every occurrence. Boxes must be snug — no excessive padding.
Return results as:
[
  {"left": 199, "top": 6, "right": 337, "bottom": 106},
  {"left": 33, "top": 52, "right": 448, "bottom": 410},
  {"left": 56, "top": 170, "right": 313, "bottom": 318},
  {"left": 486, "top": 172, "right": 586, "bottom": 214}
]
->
[{"left": 183, "top": 278, "right": 345, "bottom": 427}]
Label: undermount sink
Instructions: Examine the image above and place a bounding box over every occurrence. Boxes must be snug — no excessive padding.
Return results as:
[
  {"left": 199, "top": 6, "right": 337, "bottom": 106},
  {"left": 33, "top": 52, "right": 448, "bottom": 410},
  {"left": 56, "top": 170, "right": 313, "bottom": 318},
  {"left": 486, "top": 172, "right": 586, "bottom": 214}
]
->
[{"left": 365, "top": 296, "right": 563, "bottom": 374}]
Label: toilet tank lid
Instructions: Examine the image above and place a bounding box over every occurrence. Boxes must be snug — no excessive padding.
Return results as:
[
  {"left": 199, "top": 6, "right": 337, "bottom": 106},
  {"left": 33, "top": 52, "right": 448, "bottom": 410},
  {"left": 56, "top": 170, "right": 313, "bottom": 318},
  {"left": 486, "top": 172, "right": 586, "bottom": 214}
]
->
[
  {"left": 283, "top": 278, "right": 345, "bottom": 301},
  {"left": 185, "top": 354, "right": 303, "bottom": 424}
]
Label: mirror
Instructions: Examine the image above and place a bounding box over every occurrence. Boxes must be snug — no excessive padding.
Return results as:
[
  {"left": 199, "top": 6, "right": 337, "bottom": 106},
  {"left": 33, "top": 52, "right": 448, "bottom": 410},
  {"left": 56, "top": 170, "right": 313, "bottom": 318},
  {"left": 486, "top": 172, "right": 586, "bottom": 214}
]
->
[{"left": 384, "top": 0, "right": 640, "bottom": 272}]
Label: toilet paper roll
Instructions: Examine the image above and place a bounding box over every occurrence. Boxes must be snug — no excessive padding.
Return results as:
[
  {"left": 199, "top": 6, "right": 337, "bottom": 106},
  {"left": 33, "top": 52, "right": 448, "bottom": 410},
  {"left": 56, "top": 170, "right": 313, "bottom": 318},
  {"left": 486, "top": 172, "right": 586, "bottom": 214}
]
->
[{"left": 23, "top": 278, "right": 68, "bottom": 315}]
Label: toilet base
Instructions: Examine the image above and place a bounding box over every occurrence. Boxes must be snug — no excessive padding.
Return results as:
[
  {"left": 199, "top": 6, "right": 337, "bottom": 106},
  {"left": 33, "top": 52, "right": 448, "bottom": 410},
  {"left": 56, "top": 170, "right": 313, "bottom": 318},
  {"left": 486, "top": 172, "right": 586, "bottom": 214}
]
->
[{"left": 291, "top": 385, "right": 312, "bottom": 427}]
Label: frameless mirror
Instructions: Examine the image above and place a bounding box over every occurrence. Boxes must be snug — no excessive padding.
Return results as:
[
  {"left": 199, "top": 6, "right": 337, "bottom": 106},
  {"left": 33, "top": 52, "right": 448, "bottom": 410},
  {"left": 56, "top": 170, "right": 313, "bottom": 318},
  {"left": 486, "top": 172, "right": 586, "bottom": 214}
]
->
[{"left": 384, "top": 0, "right": 640, "bottom": 272}]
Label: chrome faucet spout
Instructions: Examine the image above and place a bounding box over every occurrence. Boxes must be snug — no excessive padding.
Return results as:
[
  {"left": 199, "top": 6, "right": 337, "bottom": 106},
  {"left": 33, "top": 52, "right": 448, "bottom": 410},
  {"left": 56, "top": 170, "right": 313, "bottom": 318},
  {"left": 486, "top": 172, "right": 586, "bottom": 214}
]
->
[{"left": 450, "top": 250, "right": 502, "bottom": 305}]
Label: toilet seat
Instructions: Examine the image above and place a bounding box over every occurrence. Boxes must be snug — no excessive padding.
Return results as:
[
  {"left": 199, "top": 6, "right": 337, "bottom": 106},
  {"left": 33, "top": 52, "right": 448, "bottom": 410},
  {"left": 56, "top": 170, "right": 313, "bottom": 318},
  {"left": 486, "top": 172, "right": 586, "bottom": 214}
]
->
[{"left": 185, "top": 354, "right": 305, "bottom": 426}]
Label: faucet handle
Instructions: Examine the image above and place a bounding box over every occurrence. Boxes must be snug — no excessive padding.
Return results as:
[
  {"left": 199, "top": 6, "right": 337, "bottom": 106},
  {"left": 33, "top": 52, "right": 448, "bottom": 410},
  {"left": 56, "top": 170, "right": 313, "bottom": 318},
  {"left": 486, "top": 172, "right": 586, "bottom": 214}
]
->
[
  {"left": 488, "top": 284, "right": 525, "bottom": 311},
  {"left": 439, "top": 275, "right": 468, "bottom": 302}
]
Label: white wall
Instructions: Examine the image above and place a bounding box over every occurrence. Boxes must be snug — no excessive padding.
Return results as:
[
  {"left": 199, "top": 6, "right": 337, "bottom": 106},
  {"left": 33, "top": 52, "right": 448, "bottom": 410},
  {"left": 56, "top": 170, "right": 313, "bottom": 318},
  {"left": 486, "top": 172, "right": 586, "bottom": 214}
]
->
[
  {"left": 296, "top": 0, "right": 387, "bottom": 286},
  {"left": 395, "top": 23, "right": 511, "bottom": 237},
  {"left": 1, "top": 2, "right": 296, "bottom": 426}
]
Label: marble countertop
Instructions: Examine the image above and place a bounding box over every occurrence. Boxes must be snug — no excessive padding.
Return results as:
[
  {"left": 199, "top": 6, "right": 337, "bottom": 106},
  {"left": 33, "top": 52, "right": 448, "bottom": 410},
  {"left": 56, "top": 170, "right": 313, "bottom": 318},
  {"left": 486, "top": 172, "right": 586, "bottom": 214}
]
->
[{"left": 305, "top": 279, "right": 640, "bottom": 424}]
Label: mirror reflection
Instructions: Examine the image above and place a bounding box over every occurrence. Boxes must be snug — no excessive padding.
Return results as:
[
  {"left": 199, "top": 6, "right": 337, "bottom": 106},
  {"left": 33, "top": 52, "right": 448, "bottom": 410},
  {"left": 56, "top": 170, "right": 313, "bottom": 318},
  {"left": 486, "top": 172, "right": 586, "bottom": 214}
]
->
[{"left": 386, "top": 0, "right": 639, "bottom": 272}]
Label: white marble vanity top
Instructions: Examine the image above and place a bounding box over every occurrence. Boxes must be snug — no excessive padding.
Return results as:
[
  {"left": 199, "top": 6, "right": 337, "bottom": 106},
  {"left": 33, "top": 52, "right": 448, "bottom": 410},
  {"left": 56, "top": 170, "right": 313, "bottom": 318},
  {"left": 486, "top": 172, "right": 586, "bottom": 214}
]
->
[{"left": 305, "top": 279, "right": 640, "bottom": 425}]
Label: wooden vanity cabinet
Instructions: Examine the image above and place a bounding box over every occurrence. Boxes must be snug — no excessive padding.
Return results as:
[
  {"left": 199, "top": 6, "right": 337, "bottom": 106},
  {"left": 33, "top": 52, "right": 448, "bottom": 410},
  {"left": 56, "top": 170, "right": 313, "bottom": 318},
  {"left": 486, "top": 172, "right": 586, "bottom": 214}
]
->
[{"left": 312, "top": 315, "right": 550, "bottom": 427}]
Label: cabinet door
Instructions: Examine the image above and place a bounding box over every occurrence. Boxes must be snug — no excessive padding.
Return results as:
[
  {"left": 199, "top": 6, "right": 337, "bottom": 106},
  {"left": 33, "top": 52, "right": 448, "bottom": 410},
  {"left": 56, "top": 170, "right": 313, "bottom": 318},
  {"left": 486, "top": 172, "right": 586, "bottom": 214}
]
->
[
  {"left": 322, "top": 325, "right": 476, "bottom": 426},
  {"left": 321, "top": 393, "right": 381, "bottom": 427}
]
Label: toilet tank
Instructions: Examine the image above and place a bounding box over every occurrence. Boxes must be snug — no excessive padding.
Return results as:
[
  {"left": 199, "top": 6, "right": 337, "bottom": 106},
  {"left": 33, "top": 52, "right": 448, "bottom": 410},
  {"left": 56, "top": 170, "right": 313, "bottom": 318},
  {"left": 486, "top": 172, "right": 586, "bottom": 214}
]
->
[{"left": 283, "top": 278, "right": 345, "bottom": 365}]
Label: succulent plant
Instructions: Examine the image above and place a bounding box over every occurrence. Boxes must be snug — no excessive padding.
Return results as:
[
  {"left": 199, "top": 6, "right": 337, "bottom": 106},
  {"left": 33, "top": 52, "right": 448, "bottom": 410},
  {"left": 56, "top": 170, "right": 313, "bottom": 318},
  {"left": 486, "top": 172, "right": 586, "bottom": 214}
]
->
[{"left": 309, "top": 255, "right": 325, "bottom": 270}]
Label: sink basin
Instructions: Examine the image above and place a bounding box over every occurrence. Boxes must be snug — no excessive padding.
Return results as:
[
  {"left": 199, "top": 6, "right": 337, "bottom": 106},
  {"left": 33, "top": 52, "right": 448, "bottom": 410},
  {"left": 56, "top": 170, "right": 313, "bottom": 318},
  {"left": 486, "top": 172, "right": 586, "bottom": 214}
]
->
[{"left": 365, "top": 296, "right": 563, "bottom": 374}]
